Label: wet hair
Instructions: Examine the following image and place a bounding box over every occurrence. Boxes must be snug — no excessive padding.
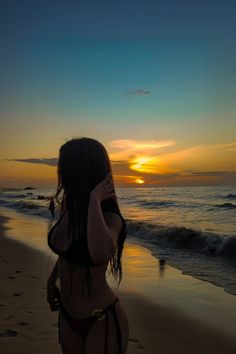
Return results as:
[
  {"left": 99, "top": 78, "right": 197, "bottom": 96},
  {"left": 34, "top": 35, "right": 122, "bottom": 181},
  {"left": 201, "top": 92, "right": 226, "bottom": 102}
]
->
[{"left": 51, "top": 137, "right": 127, "bottom": 296}]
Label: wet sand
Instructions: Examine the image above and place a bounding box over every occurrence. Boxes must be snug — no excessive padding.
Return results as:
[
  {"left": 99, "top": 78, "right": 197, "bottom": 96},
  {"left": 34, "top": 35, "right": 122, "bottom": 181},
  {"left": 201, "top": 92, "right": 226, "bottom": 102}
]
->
[{"left": 0, "top": 212, "right": 236, "bottom": 354}]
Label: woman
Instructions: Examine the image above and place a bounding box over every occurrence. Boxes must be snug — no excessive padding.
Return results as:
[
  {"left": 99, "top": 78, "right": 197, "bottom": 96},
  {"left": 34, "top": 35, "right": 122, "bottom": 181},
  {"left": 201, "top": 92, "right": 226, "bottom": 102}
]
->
[{"left": 47, "top": 137, "right": 129, "bottom": 354}]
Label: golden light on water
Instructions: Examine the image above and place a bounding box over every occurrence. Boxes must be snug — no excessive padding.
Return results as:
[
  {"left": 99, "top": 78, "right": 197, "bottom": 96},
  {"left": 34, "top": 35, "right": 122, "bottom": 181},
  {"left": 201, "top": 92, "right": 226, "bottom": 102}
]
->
[{"left": 136, "top": 178, "right": 145, "bottom": 184}]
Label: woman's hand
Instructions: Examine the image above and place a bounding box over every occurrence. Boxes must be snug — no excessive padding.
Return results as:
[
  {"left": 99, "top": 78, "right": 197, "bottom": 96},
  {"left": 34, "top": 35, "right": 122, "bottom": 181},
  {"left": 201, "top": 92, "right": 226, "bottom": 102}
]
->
[
  {"left": 90, "top": 172, "right": 116, "bottom": 203},
  {"left": 47, "top": 278, "right": 60, "bottom": 311}
]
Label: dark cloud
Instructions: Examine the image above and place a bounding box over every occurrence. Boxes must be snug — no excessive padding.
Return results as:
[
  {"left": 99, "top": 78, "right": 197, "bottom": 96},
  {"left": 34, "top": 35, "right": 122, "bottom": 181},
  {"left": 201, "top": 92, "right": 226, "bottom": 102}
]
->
[
  {"left": 8, "top": 158, "right": 131, "bottom": 171},
  {"left": 184, "top": 170, "right": 234, "bottom": 176},
  {"left": 125, "top": 89, "right": 151, "bottom": 96},
  {"left": 7, "top": 158, "right": 58, "bottom": 166},
  {"left": 110, "top": 160, "right": 131, "bottom": 175},
  {"left": 8, "top": 157, "right": 128, "bottom": 170},
  {"left": 147, "top": 173, "right": 180, "bottom": 181}
]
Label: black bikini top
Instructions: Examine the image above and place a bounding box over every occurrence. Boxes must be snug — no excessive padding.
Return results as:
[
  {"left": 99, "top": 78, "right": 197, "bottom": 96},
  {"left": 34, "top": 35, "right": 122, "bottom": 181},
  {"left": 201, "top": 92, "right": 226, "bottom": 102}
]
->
[{"left": 47, "top": 205, "right": 126, "bottom": 267}]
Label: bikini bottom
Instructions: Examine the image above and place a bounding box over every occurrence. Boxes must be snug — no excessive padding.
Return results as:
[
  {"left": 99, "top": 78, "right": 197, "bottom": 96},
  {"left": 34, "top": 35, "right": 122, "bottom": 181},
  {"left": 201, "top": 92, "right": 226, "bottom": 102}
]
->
[{"left": 58, "top": 296, "right": 122, "bottom": 354}]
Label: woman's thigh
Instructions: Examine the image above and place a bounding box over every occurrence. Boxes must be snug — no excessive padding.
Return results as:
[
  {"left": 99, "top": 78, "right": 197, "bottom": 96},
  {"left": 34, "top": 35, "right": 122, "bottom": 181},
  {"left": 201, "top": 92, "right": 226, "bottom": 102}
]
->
[
  {"left": 59, "top": 310, "right": 85, "bottom": 354},
  {"left": 86, "top": 301, "right": 129, "bottom": 354}
]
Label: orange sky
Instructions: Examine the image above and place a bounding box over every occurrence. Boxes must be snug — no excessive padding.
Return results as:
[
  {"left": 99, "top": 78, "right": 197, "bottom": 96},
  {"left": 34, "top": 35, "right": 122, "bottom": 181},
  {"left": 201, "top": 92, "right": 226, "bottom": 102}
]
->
[{"left": 1, "top": 129, "right": 236, "bottom": 188}]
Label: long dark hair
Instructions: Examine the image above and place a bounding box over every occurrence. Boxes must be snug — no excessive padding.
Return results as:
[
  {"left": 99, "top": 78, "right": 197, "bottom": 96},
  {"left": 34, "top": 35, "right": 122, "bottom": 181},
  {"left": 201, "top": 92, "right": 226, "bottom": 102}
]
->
[{"left": 51, "top": 137, "right": 127, "bottom": 296}]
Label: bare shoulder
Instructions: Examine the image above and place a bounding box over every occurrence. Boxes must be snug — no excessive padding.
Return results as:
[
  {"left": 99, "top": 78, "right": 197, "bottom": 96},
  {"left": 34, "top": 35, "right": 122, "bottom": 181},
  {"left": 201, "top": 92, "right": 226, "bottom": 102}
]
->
[{"left": 103, "top": 211, "right": 123, "bottom": 235}]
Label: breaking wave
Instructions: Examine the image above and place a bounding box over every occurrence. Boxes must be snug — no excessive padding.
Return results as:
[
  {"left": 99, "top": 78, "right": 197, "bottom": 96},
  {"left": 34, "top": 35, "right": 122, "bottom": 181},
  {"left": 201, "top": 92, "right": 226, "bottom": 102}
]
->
[
  {"left": 223, "top": 194, "right": 236, "bottom": 199},
  {"left": 126, "top": 219, "right": 236, "bottom": 258},
  {"left": 214, "top": 203, "right": 236, "bottom": 209}
]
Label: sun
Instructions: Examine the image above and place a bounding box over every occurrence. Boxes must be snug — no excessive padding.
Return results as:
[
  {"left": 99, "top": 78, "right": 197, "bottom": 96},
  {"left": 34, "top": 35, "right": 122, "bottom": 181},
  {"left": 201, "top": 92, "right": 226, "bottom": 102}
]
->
[{"left": 135, "top": 178, "right": 145, "bottom": 184}]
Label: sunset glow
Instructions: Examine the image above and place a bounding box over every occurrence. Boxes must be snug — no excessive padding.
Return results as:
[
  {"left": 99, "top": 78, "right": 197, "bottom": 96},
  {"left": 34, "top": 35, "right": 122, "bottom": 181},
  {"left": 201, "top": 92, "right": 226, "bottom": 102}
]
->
[
  {"left": 0, "top": 1, "right": 235, "bottom": 188},
  {"left": 1, "top": 138, "right": 236, "bottom": 188},
  {"left": 130, "top": 156, "right": 158, "bottom": 174}
]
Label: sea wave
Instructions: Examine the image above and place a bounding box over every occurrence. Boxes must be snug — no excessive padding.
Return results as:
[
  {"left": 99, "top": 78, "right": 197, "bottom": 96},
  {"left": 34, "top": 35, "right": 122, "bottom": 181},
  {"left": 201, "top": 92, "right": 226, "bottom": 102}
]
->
[
  {"left": 11, "top": 200, "right": 41, "bottom": 210},
  {"left": 0, "top": 198, "right": 54, "bottom": 219},
  {"left": 1, "top": 191, "right": 236, "bottom": 258},
  {"left": 0, "top": 188, "right": 22, "bottom": 191},
  {"left": 126, "top": 219, "right": 236, "bottom": 258},
  {"left": 213, "top": 203, "right": 236, "bottom": 209},
  {"left": 0, "top": 193, "right": 28, "bottom": 199},
  {"left": 223, "top": 194, "right": 236, "bottom": 199},
  {"left": 137, "top": 200, "right": 200, "bottom": 209},
  {"left": 138, "top": 200, "right": 175, "bottom": 208}
]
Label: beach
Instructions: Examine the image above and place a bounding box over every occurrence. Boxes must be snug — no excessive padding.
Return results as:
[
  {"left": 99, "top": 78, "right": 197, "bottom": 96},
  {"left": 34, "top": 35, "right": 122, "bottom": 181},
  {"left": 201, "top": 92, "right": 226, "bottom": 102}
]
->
[{"left": 1, "top": 209, "right": 236, "bottom": 354}]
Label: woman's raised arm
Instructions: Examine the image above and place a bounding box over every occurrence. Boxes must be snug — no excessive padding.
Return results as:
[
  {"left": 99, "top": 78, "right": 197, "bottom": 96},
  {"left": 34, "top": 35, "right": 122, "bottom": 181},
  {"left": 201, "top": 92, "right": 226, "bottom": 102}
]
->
[{"left": 87, "top": 173, "right": 122, "bottom": 264}]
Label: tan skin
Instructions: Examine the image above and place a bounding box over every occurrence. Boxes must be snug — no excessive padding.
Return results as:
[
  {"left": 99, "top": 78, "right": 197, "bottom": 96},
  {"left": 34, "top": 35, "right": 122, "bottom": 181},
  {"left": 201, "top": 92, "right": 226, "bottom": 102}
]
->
[{"left": 47, "top": 172, "right": 129, "bottom": 354}]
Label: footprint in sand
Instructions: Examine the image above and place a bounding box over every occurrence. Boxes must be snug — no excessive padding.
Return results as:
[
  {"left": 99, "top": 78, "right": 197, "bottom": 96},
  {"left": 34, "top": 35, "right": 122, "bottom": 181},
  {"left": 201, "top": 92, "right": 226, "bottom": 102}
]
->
[
  {"left": 0, "top": 329, "right": 18, "bottom": 337},
  {"left": 128, "top": 338, "right": 144, "bottom": 350},
  {"left": 4, "top": 315, "right": 13, "bottom": 320},
  {"left": 13, "top": 292, "right": 24, "bottom": 297},
  {"left": 17, "top": 322, "right": 28, "bottom": 326}
]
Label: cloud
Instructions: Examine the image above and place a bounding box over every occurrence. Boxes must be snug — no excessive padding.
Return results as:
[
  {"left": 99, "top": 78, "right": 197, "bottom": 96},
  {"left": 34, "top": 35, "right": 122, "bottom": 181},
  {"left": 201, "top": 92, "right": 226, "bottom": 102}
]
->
[
  {"left": 110, "top": 160, "right": 132, "bottom": 176},
  {"left": 145, "top": 172, "right": 181, "bottom": 180},
  {"left": 183, "top": 170, "right": 235, "bottom": 177},
  {"left": 109, "top": 139, "right": 176, "bottom": 161},
  {"left": 7, "top": 158, "right": 58, "bottom": 167},
  {"left": 110, "top": 139, "right": 175, "bottom": 150},
  {"left": 207, "top": 142, "right": 236, "bottom": 149},
  {"left": 6, "top": 139, "right": 236, "bottom": 187},
  {"left": 109, "top": 139, "right": 180, "bottom": 176},
  {"left": 125, "top": 89, "right": 151, "bottom": 96},
  {"left": 109, "top": 139, "right": 236, "bottom": 180}
]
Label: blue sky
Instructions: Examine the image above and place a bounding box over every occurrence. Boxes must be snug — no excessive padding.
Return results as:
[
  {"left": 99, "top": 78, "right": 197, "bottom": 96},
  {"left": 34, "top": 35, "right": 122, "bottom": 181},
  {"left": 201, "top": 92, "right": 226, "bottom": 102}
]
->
[{"left": 1, "top": 0, "right": 235, "bottom": 114}]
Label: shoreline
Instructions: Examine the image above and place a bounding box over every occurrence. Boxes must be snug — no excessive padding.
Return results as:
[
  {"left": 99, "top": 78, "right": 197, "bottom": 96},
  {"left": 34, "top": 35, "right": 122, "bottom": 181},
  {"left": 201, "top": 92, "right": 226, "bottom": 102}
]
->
[
  {"left": 0, "top": 206, "right": 236, "bottom": 296},
  {"left": 1, "top": 211, "right": 236, "bottom": 353}
]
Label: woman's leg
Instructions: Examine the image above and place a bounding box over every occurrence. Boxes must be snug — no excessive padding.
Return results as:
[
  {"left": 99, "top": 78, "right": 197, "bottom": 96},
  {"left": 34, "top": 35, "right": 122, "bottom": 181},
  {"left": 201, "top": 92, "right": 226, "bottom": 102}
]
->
[{"left": 86, "top": 301, "right": 129, "bottom": 354}]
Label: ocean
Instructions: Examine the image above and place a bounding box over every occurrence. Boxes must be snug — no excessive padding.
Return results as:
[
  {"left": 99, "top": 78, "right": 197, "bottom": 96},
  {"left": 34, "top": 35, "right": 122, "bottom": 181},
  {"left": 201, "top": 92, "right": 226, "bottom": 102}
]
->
[{"left": 0, "top": 185, "right": 236, "bottom": 296}]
